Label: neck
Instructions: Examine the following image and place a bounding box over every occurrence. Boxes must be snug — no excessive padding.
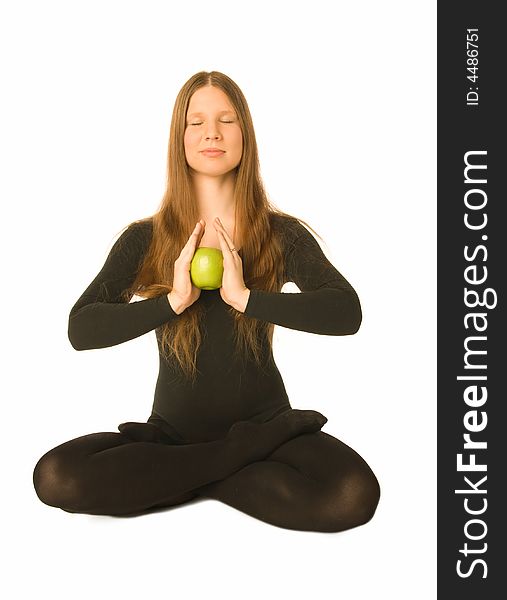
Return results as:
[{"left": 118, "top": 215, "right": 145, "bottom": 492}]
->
[{"left": 191, "top": 171, "right": 237, "bottom": 220}]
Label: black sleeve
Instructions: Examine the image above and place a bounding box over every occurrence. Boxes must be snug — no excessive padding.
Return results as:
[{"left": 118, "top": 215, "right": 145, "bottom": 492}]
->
[
  {"left": 243, "top": 222, "right": 362, "bottom": 335},
  {"left": 68, "top": 222, "right": 179, "bottom": 350}
]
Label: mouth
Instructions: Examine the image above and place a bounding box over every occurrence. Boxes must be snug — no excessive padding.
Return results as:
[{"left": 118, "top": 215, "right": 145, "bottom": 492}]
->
[{"left": 201, "top": 149, "right": 225, "bottom": 157}]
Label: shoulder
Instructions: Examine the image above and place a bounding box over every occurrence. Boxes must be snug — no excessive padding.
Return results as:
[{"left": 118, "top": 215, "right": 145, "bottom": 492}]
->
[
  {"left": 269, "top": 212, "right": 317, "bottom": 248},
  {"left": 125, "top": 217, "right": 153, "bottom": 239},
  {"left": 127, "top": 217, "right": 154, "bottom": 237},
  {"left": 112, "top": 217, "right": 154, "bottom": 256}
]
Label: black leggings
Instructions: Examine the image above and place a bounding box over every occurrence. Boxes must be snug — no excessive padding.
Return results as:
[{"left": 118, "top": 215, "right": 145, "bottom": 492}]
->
[{"left": 32, "top": 409, "right": 380, "bottom": 533}]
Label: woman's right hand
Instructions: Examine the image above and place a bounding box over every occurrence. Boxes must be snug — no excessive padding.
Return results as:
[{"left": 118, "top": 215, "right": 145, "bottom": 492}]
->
[{"left": 167, "top": 219, "right": 206, "bottom": 315}]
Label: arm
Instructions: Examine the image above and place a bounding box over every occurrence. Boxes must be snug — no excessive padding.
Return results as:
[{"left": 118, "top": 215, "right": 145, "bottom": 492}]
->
[
  {"left": 68, "top": 222, "right": 179, "bottom": 350},
  {"left": 243, "top": 222, "right": 362, "bottom": 335}
]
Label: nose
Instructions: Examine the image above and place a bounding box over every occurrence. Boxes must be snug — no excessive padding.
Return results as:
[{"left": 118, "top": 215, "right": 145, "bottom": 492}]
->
[{"left": 204, "top": 123, "right": 221, "bottom": 140}]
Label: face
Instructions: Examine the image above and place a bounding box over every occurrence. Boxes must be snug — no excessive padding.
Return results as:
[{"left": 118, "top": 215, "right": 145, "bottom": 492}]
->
[{"left": 184, "top": 86, "right": 243, "bottom": 177}]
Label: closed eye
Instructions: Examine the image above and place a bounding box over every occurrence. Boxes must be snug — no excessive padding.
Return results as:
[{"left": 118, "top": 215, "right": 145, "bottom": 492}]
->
[{"left": 189, "top": 121, "right": 234, "bottom": 126}]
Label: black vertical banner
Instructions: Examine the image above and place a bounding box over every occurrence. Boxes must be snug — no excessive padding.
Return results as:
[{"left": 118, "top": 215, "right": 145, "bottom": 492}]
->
[{"left": 438, "top": 2, "right": 505, "bottom": 597}]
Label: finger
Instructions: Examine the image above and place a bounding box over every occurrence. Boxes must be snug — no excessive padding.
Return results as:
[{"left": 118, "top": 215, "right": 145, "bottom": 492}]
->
[
  {"left": 215, "top": 227, "right": 230, "bottom": 256},
  {"left": 188, "top": 221, "right": 202, "bottom": 241},
  {"left": 179, "top": 222, "right": 203, "bottom": 260},
  {"left": 213, "top": 217, "right": 232, "bottom": 243},
  {"left": 183, "top": 221, "right": 204, "bottom": 250},
  {"left": 214, "top": 218, "right": 235, "bottom": 251},
  {"left": 195, "top": 219, "right": 206, "bottom": 245}
]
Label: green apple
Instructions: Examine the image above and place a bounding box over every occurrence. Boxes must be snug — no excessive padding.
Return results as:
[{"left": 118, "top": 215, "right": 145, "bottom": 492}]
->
[{"left": 190, "top": 247, "right": 224, "bottom": 290}]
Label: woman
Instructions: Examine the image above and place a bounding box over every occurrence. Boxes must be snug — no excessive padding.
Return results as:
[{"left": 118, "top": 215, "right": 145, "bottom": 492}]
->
[{"left": 32, "top": 71, "right": 380, "bottom": 533}]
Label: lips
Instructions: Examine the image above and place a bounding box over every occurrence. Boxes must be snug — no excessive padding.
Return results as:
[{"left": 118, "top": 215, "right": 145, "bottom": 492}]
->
[{"left": 202, "top": 148, "right": 224, "bottom": 153}]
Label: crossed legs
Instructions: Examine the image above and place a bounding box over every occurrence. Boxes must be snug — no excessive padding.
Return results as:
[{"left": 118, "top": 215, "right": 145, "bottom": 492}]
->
[
  {"left": 32, "top": 410, "right": 380, "bottom": 533},
  {"left": 198, "top": 431, "right": 380, "bottom": 532}
]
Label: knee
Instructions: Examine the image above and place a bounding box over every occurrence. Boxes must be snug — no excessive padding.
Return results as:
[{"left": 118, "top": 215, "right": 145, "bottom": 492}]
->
[
  {"left": 33, "top": 450, "right": 82, "bottom": 511},
  {"left": 348, "top": 468, "right": 381, "bottom": 527},
  {"left": 318, "top": 467, "right": 381, "bottom": 533}
]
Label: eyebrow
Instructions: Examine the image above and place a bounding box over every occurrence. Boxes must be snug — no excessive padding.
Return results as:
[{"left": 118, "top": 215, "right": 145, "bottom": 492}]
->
[{"left": 187, "top": 110, "right": 235, "bottom": 118}]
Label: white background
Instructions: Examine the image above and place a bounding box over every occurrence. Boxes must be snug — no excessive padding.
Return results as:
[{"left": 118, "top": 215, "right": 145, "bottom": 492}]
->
[{"left": 1, "top": 1, "right": 436, "bottom": 598}]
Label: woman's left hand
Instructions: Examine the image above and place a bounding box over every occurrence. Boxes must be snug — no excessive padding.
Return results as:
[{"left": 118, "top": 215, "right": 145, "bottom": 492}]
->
[{"left": 213, "top": 217, "right": 251, "bottom": 313}]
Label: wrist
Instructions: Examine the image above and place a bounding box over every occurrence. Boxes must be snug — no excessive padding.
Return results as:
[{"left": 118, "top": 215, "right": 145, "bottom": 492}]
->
[
  {"left": 167, "top": 291, "right": 186, "bottom": 315},
  {"left": 233, "top": 288, "right": 251, "bottom": 313}
]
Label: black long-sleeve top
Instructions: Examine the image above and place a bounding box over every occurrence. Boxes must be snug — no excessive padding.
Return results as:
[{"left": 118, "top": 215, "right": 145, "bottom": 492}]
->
[{"left": 68, "top": 214, "right": 362, "bottom": 443}]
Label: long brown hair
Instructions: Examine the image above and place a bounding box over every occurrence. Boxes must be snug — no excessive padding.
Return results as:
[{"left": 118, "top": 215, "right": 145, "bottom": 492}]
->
[{"left": 119, "top": 71, "right": 322, "bottom": 381}]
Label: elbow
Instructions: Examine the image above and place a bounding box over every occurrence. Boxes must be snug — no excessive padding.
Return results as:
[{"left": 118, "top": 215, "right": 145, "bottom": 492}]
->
[
  {"left": 68, "top": 330, "right": 84, "bottom": 351},
  {"left": 348, "top": 290, "right": 362, "bottom": 335},
  {"left": 349, "top": 308, "right": 362, "bottom": 335},
  {"left": 68, "top": 316, "right": 88, "bottom": 351},
  {"left": 68, "top": 336, "right": 85, "bottom": 351},
  {"left": 333, "top": 288, "right": 362, "bottom": 336}
]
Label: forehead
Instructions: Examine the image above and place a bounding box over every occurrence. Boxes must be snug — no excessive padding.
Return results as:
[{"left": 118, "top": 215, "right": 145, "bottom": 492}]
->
[
  {"left": 186, "top": 86, "right": 236, "bottom": 116},
  {"left": 187, "top": 109, "right": 235, "bottom": 118}
]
